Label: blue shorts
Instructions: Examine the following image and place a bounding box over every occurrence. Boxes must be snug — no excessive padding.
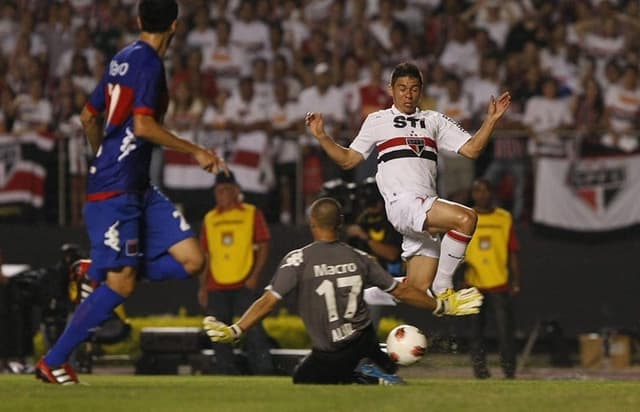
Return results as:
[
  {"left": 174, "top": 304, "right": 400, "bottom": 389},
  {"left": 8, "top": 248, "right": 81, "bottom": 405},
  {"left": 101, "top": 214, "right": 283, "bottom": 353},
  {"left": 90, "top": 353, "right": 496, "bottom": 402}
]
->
[{"left": 84, "top": 186, "right": 195, "bottom": 282}]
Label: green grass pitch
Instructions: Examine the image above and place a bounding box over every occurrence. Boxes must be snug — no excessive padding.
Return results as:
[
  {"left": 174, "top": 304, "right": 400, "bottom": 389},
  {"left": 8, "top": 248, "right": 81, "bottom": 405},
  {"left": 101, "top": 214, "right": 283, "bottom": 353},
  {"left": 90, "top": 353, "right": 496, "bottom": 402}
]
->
[{"left": 2, "top": 375, "right": 639, "bottom": 412}]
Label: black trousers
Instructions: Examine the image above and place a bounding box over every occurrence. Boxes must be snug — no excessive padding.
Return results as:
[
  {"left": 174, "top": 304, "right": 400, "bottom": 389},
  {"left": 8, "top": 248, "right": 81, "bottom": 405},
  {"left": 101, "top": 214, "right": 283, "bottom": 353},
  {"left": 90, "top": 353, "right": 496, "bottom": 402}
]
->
[
  {"left": 207, "top": 288, "right": 274, "bottom": 375},
  {"left": 293, "top": 324, "right": 396, "bottom": 384},
  {"left": 469, "top": 291, "right": 517, "bottom": 378}
]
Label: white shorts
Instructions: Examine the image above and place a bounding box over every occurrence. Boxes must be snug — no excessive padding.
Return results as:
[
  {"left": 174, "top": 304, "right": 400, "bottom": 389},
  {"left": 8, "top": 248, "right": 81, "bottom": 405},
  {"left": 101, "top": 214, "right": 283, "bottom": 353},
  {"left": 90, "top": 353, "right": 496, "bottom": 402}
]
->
[{"left": 386, "top": 193, "right": 441, "bottom": 260}]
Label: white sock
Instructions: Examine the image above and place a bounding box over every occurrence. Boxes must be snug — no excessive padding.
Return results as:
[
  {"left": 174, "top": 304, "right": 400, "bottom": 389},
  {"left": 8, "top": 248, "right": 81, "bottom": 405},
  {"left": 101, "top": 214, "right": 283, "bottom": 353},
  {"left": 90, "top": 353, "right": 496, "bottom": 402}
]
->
[{"left": 432, "top": 230, "right": 472, "bottom": 294}]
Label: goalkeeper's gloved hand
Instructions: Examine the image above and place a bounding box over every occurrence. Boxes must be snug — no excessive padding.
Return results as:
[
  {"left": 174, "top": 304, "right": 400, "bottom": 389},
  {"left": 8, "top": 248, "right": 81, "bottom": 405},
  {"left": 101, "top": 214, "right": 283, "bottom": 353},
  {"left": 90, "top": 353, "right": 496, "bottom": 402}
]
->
[
  {"left": 433, "top": 287, "right": 483, "bottom": 317},
  {"left": 203, "top": 316, "right": 243, "bottom": 343}
]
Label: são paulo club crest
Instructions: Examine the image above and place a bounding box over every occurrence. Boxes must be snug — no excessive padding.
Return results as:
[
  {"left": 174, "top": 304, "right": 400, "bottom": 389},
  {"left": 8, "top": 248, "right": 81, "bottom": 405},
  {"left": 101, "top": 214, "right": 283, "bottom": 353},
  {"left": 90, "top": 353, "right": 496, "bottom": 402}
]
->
[
  {"left": 566, "top": 160, "right": 625, "bottom": 212},
  {"left": 406, "top": 131, "right": 426, "bottom": 156},
  {"left": 406, "top": 138, "right": 426, "bottom": 155}
]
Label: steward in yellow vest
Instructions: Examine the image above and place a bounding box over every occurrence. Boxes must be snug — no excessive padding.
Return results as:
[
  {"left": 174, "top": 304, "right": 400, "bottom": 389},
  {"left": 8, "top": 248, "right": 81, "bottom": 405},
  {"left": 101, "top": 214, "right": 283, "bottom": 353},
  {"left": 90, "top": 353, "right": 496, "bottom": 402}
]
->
[{"left": 197, "top": 171, "right": 274, "bottom": 375}]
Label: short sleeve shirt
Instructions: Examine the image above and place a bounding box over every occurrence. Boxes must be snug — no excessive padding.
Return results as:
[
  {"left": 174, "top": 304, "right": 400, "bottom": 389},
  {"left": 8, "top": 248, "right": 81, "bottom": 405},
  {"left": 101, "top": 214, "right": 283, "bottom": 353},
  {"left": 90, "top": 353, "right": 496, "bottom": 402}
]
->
[{"left": 268, "top": 241, "right": 397, "bottom": 351}]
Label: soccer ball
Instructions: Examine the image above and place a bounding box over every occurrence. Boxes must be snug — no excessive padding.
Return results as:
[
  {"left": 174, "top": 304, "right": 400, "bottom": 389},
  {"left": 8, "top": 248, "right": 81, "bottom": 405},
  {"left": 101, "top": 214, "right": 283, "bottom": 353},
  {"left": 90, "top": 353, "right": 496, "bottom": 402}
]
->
[{"left": 386, "top": 324, "right": 428, "bottom": 366}]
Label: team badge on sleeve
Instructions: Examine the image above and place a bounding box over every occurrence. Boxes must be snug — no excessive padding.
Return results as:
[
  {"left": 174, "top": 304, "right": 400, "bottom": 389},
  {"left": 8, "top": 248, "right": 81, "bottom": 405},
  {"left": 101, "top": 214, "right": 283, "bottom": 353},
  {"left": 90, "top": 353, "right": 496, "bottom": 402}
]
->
[{"left": 280, "top": 249, "right": 304, "bottom": 268}]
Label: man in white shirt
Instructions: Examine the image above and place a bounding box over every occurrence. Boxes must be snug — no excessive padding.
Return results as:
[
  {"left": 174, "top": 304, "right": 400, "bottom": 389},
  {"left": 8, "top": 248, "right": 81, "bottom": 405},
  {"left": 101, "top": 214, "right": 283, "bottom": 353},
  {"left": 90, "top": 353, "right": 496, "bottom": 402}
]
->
[
  {"left": 305, "top": 62, "right": 511, "bottom": 299},
  {"left": 602, "top": 65, "right": 640, "bottom": 153},
  {"left": 522, "top": 78, "right": 574, "bottom": 158},
  {"left": 201, "top": 19, "right": 249, "bottom": 93},
  {"left": 299, "top": 63, "right": 347, "bottom": 182}
]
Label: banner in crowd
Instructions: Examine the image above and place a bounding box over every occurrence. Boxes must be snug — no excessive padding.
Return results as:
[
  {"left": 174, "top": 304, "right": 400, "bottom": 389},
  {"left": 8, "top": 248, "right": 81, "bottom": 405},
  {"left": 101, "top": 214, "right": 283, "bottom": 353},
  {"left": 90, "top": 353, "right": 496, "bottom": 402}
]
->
[
  {"left": 533, "top": 154, "right": 640, "bottom": 231},
  {"left": 0, "top": 132, "right": 55, "bottom": 208},
  {"left": 163, "top": 130, "right": 233, "bottom": 190},
  {"left": 162, "top": 130, "right": 272, "bottom": 193}
]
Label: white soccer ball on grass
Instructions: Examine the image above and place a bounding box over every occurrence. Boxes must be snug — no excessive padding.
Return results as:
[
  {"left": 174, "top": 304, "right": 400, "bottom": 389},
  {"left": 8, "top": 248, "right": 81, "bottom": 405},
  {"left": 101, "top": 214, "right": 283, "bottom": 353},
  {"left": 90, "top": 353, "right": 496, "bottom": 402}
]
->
[{"left": 386, "top": 324, "right": 428, "bottom": 366}]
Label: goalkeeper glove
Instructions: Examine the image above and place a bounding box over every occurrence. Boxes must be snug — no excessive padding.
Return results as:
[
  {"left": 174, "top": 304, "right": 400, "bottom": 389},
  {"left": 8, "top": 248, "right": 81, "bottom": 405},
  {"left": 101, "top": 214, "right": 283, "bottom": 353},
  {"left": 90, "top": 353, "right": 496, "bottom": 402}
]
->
[
  {"left": 433, "top": 287, "right": 483, "bottom": 317},
  {"left": 203, "top": 316, "right": 243, "bottom": 343}
]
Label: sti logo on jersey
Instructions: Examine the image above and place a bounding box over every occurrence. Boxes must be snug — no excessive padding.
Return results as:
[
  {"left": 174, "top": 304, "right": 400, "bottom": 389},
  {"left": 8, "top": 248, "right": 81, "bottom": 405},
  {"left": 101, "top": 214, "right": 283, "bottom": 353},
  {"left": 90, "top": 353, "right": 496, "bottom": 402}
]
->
[
  {"left": 566, "top": 160, "right": 625, "bottom": 212},
  {"left": 393, "top": 115, "right": 426, "bottom": 129}
]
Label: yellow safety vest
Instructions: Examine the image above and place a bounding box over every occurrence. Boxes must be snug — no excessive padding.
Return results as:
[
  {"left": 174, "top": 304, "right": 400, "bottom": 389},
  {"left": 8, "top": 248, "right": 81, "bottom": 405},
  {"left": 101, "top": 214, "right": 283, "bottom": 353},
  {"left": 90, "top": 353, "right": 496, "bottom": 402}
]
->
[
  {"left": 203, "top": 203, "right": 256, "bottom": 285},
  {"left": 464, "top": 207, "right": 513, "bottom": 290}
]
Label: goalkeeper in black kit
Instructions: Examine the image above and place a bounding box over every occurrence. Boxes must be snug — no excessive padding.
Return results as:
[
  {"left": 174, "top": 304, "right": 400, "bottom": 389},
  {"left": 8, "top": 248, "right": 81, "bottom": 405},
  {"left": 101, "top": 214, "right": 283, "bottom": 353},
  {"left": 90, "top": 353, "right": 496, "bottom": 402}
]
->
[{"left": 204, "top": 197, "right": 483, "bottom": 384}]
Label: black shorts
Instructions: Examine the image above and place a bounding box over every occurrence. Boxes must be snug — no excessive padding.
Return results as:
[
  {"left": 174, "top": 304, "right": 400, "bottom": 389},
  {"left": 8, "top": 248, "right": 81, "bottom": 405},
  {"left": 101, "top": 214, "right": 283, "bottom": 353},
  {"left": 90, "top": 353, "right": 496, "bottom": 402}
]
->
[{"left": 292, "top": 324, "right": 397, "bottom": 384}]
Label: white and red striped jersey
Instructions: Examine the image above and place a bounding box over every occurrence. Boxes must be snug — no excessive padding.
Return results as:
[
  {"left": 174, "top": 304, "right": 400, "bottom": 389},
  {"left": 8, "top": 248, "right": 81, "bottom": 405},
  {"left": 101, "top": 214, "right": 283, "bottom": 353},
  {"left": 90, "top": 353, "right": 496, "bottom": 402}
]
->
[{"left": 349, "top": 105, "right": 471, "bottom": 202}]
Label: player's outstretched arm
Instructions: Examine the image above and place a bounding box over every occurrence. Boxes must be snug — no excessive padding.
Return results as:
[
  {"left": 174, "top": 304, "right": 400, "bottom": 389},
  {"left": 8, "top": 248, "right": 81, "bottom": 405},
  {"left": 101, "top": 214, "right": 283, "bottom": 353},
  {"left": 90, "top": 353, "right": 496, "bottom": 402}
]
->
[
  {"left": 390, "top": 281, "right": 437, "bottom": 312},
  {"left": 458, "top": 92, "right": 511, "bottom": 159},
  {"left": 432, "top": 287, "right": 484, "bottom": 316},
  {"left": 134, "top": 114, "right": 226, "bottom": 174},
  {"left": 203, "top": 290, "right": 280, "bottom": 343},
  {"left": 305, "top": 112, "right": 364, "bottom": 170}
]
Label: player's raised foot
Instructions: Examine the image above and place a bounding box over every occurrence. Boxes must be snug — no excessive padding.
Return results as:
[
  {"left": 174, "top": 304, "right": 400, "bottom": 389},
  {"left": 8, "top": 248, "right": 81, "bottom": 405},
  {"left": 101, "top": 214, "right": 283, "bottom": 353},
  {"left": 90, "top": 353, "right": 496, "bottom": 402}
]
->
[
  {"left": 355, "top": 362, "right": 406, "bottom": 386},
  {"left": 35, "top": 357, "right": 79, "bottom": 385}
]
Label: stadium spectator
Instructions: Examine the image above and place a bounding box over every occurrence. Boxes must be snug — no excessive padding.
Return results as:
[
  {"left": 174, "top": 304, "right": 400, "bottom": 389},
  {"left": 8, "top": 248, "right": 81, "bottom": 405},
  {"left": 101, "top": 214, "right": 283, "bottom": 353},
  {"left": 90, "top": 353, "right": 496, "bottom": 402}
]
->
[
  {"left": 55, "top": 25, "right": 100, "bottom": 79},
  {"left": 198, "top": 171, "right": 274, "bottom": 375},
  {"left": 299, "top": 62, "right": 347, "bottom": 185},
  {"left": 264, "top": 23, "right": 293, "bottom": 65},
  {"left": 305, "top": 61, "right": 511, "bottom": 304},
  {"left": 353, "top": 60, "right": 392, "bottom": 181},
  {"left": 250, "top": 57, "right": 274, "bottom": 112},
  {"left": 522, "top": 77, "right": 574, "bottom": 161},
  {"left": 35, "top": 0, "right": 224, "bottom": 385},
  {"left": 225, "top": 76, "right": 274, "bottom": 215},
  {"left": 439, "top": 18, "right": 479, "bottom": 78},
  {"left": 267, "top": 80, "right": 304, "bottom": 225},
  {"left": 437, "top": 73, "right": 474, "bottom": 203},
  {"left": 231, "top": 0, "right": 270, "bottom": 55},
  {"left": 601, "top": 64, "right": 640, "bottom": 153},
  {"left": 270, "top": 53, "right": 302, "bottom": 101},
  {"left": 464, "top": 53, "right": 501, "bottom": 124},
  {"left": 201, "top": 89, "right": 235, "bottom": 162},
  {"left": 571, "top": 75, "right": 605, "bottom": 155},
  {"left": 464, "top": 178, "right": 521, "bottom": 379},
  {"left": 57, "top": 88, "right": 90, "bottom": 226},
  {"left": 201, "top": 18, "right": 248, "bottom": 93},
  {"left": 13, "top": 79, "right": 52, "bottom": 134},
  {"left": 203, "top": 197, "right": 483, "bottom": 384},
  {"left": 482, "top": 86, "right": 529, "bottom": 222},
  {"left": 369, "top": 0, "right": 400, "bottom": 53},
  {"left": 169, "top": 48, "right": 217, "bottom": 101},
  {"left": 185, "top": 5, "right": 216, "bottom": 50}
]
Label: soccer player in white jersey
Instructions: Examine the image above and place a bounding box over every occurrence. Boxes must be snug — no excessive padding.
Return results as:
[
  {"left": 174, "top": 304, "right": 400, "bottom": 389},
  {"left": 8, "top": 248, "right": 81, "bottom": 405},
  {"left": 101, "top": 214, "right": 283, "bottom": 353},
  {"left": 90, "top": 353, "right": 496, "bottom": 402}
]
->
[{"left": 305, "top": 62, "right": 511, "bottom": 300}]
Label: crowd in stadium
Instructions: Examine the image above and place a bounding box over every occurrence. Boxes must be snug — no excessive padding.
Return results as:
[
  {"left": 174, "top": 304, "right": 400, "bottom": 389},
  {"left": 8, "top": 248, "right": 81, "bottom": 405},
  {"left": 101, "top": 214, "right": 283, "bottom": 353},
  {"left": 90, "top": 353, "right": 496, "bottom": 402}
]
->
[{"left": 1, "top": 0, "right": 640, "bottom": 225}]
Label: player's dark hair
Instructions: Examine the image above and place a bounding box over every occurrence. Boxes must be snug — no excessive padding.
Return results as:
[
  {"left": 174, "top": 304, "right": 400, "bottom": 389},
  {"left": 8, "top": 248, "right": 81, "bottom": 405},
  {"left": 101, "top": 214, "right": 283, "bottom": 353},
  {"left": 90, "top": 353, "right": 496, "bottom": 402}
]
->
[
  {"left": 310, "top": 197, "right": 343, "bottom": 230},
  {"left": 138, "top": 0, "right": 178, "bottom": 33},
  {"left": 391, "top": 62, "right": 423, "bottom": 86}
]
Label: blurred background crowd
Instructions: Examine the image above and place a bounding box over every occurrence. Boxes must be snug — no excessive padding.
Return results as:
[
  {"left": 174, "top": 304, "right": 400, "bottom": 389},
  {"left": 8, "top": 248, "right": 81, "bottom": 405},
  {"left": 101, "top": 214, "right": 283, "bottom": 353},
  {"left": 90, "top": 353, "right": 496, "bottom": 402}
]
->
[{"left": 1, "top": 0, "right": 640, "bottom": 226}]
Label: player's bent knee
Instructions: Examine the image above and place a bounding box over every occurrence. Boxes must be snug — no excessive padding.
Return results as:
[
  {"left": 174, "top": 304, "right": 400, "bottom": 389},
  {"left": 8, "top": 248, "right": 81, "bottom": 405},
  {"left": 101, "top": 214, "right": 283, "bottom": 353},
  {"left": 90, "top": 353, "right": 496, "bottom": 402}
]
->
[
  {"left": 457, "top": 208, "right": 477, "bottom": 234},
  {"left": 105, "top": 266, "right": 137, "bottom": 297}
]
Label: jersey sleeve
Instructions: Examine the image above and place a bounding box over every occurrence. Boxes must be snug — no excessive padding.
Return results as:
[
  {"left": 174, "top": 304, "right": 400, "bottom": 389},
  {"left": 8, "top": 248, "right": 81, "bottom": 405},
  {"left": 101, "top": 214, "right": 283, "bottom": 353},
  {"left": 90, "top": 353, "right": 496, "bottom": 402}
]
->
[
  {"left": 267, "top": 249, "right": 304, "bottom": 299},
  {"left": 357, "top": 249, "right": 396, "bottom": 292},
  {"left": 133, "top": 58, "right": 164, "bottom": 116},
  {"left": 435, "top": 112, "right": 472, "bottom": 153},
  {"left": 349, "top": 113, "right": 380, "bottom": 159}
]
